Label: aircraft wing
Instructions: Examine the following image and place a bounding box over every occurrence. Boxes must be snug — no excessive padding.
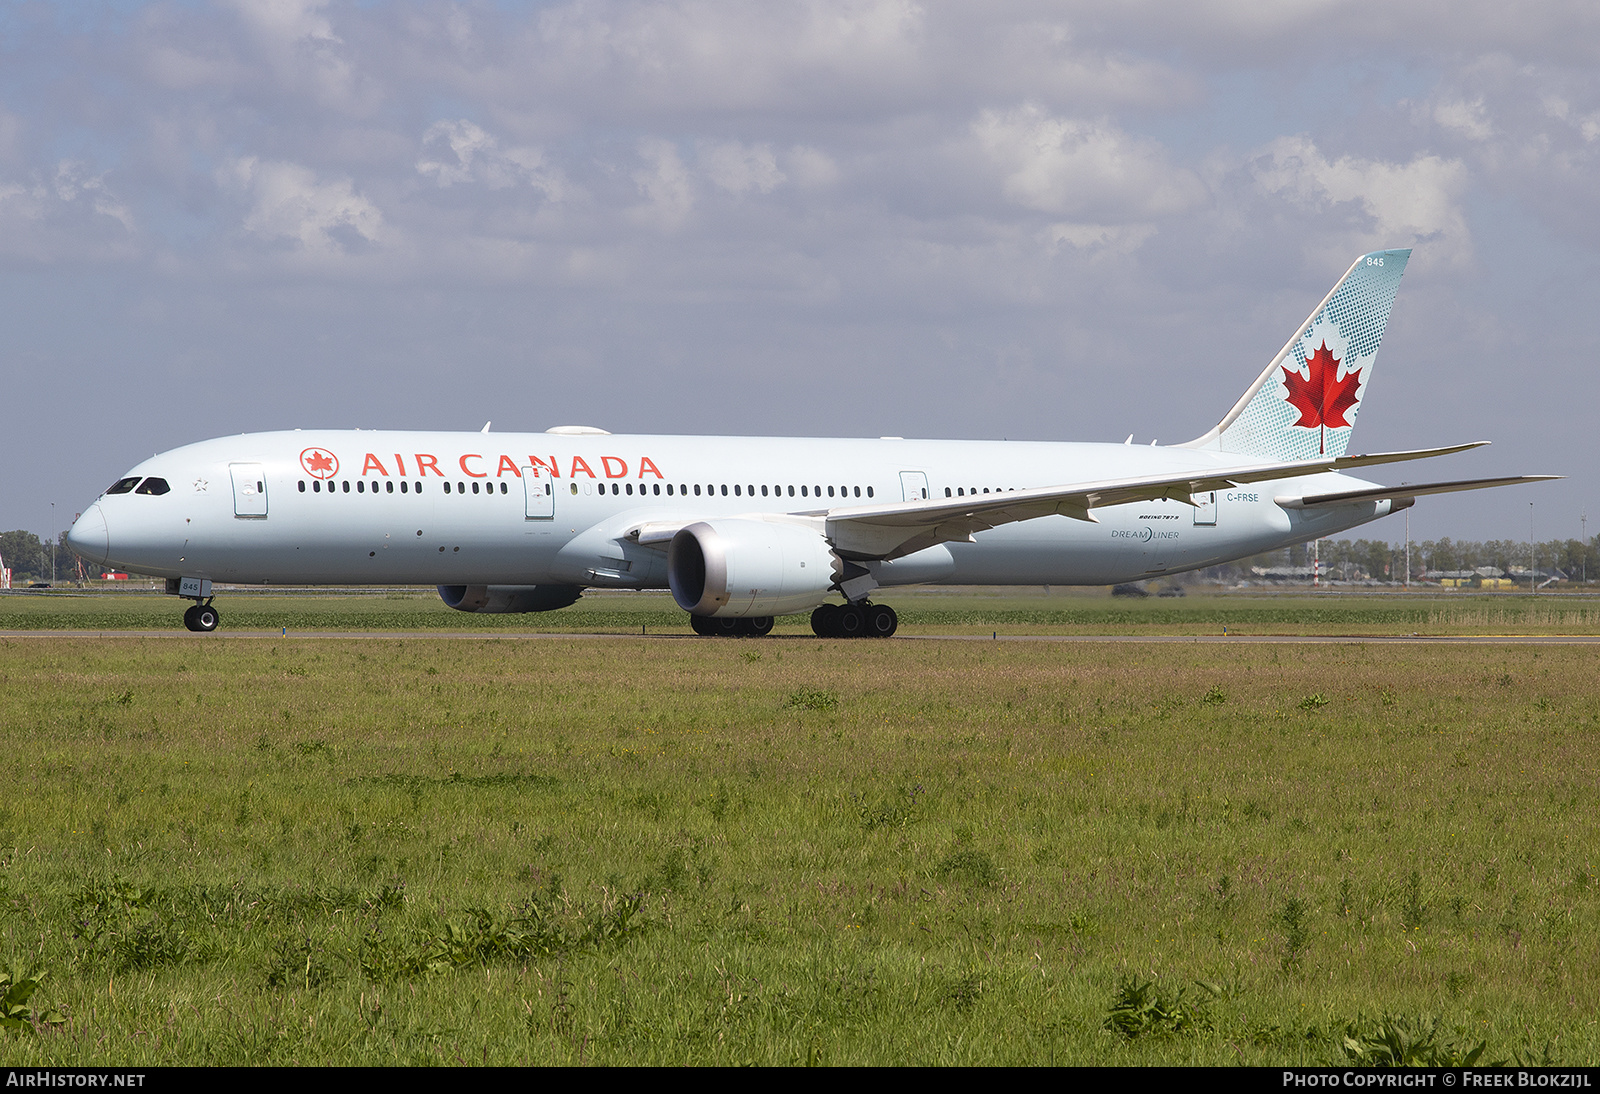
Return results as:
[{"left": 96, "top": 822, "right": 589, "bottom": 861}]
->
[
  {"left": 624, "top": 441, "right": 1527, "bottom": 562},
  {"left": 1275, "top": 475, "right": 1560, "bottom": 510},
  {"left": 817, "top": 443, "right": 1514, "bottom": 560}
]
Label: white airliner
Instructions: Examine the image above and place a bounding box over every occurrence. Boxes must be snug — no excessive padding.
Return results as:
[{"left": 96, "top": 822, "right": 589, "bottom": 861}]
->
[{"left": 68, "top": 249, "right": 1553, "bottom": 636}]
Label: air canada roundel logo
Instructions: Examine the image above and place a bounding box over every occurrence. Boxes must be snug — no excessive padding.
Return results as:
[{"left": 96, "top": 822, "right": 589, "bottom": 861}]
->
[{"left": 300, "top": 447, "right": 339, "bottom": 479}]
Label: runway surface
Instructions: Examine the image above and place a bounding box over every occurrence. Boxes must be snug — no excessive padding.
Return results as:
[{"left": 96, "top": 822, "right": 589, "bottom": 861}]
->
[{"left": 5, "top": 630, "right": 1600, "bottom": 644}]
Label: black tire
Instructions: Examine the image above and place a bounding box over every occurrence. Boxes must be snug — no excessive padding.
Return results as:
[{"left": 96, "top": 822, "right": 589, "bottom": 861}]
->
[
  {"left": 746, "top": 616, "right": 775, "bottom": 637},
  {"left": 193, "top": 604, "right": 219, "bottom": 632},
  {"left": 689, "top": 614, "right": 716, "bottom": 636},
  {"left": 715, "top": 616, "right": 743, "bottom": 637},
  {"left": 183, "top": 605, "right": 202, "bottom": 632},
  {"left": 811, "top": 604, "right": 839, "bottom": 638},
  {"left": 836, "top": 604, "right": 866, "bottom": 638},
  {"left": 867, "top": 603, "right": 898, "bottom": 638}
]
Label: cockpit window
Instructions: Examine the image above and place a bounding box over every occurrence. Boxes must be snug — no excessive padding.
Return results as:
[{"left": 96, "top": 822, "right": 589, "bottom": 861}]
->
[
  {"left": 134, "top": 477, "right": 171, "bottom": 496},
  {"left": 105, "top": 477, "right": 141, "bottom": 495}
]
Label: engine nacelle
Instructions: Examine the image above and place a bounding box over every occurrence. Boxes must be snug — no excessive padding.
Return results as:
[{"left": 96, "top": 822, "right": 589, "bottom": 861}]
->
[
  {"left": 668, "top": 519, "right": 842, "bottom": 617},
  {"left": 437, "top": 584, "right": 583, "bottom": 613}
]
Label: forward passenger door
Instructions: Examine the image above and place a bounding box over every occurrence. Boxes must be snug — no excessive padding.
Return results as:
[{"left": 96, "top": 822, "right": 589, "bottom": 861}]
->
[{"left": 523, "top": 465, "right": 555, "bottom": 519}]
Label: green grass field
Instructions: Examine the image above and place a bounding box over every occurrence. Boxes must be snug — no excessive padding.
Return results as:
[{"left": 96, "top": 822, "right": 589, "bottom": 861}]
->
[{"left": 1, "top": 603, "right": 1598, "bottom": 1065}]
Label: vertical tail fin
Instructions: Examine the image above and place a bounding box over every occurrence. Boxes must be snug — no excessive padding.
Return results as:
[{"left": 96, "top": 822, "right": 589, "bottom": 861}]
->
[{"left": 1182, "top": 249, "right": 1410, "bottom": 461}]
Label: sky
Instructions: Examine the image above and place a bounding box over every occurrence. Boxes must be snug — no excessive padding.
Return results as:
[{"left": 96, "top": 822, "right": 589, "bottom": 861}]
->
[{"left": 3, "top": 0, "right": 1595, "bottom": 549}]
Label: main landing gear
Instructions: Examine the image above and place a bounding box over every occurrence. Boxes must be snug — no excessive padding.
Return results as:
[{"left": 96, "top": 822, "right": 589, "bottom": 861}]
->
[
  {"left": 689, "top": 614, "right": 775, "bottom": 638},
  {"left": 183, "top": 601, "right": 220, "bottom": 633},
  {"left": 686, "top": 602, "right": 898, "bottom": 639},
  {"left": 810, "top": 602, "right": 897, "bottom": 639}
]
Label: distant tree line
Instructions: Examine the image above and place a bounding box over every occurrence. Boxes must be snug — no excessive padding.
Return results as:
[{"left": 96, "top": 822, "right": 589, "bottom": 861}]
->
[
  {"left": 1, "top": 529, "right": 80, "bottom": 582},
  {"left": 1202, "top": 536, "right": 1598, "bottom": 585}
]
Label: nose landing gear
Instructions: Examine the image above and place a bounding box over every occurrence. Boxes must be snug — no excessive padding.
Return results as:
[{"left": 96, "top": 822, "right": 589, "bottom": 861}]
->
[
  {"left": 182, "top": 601, "right": 220, "bottom": 632},
  {"left": 166, "top": 577, "right": 220, "bottom": 633}
]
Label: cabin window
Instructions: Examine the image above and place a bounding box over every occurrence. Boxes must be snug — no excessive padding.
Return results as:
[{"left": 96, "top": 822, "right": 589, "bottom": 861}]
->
[
  {"left": 866, "top": 487, "right": 874, "bottom": 498},
  {"left": 472, "top": 481, "right": 480, "bottom": 494},
  {"left": 761, "top": 485, "right": 768, "bottom": 496},
  {"left": 854, "top": 486, "right": 861, "bottom": 497},
  {"left": 800, "top": 486, "right": 807, "bottom": 497},
  {"left": 653, "top": 484, "right": 660, "bottom": 495},
  {"left": 298, "top": 481, "right": 306, "bottom": 492},
  {"left": 401, "top": 481, "right": 408, "bottom": 494},
  {"left": 720, "top": 484, "right": 728, "bottom": 496},
  {"left": 341, "top": 480, "right": 349, "bottom": 493},
  {"left": 386, "top": 481, "right": 394, "bottom": 494},
  {"left": 443, "top": 482, "right": 450, "bottom": 494},
  {"left": 570, "top": 483, "right": 578, "bottom": 495},
  {"left": 499, "top": 482, "right": 507, "bottom": 495},
  {"left": 693, "top": 484, "right": 701, "bottom": 496},
  {"left": 313, "top": 480, "right": 321, "bottom": 493},
  {"left": 787, "top": 485, "right": 794, "bottom": 497},
  {"left": 733, "top": 485, "right": 741, "bottom": 496}
]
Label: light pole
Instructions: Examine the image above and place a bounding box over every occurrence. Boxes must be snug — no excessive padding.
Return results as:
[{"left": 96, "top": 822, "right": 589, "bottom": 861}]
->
[
  {"left": 1529, "top": 501, "right": 1535, "bottom": 595},
  {"left": 50, "top": 502, "right": 56, "bottom": 585}
]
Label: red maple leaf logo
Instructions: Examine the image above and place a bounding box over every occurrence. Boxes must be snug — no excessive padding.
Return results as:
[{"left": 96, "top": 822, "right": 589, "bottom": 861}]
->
[
  {"left": 1282, "top": 341, "right": 1361, "bottom": 454},
  {"left": 300, "top": 448, "right": 338, "bottom": 478}
]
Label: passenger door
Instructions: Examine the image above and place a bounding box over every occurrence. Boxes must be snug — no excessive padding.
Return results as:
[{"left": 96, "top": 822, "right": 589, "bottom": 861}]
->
[
  {"left": 899, "top": 471, "right": 929, "bottom": 502},
  {"left": 230, "top": 463, "right": 268, "bottom": 518},
  {"left": 523, "top": 465, "right": 555, "bottom": 520}
]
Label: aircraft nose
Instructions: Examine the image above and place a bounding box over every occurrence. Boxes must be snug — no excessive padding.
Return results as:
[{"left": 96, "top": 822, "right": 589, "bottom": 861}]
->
[{"left": 67, "top": 503, "right": 109, "bottom": 566}]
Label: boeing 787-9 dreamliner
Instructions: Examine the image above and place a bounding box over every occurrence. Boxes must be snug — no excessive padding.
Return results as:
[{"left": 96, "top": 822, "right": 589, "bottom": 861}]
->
[{"left": 67, "top": 249, "right": 1554, "bottom": 636}]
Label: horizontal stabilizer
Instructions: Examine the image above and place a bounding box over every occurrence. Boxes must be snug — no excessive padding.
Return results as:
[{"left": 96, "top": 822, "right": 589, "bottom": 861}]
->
[
  {"left": 1328, "top": 441, "right": 1489, "bottom": 470},
  {"left": 1275, "top": 475, "right": 1560, "bottom": 510}
]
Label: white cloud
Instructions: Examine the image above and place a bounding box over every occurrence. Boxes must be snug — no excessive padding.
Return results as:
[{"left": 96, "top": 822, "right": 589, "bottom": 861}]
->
[
  {"left": 1430, "top": 98, "right": 1495, "bottom": 142},
  {"left": 1249, "top": 135, "right": 1471, "bottom": 265},
  {"left": 224, "top": 0, "right": 370, "bottom": 114},
  {"left": 1047, "top": 222, "right": 1157, "bottom": 255},
  {"left": 973, "top": 103, "right": 1206, "bottom": 221},
  {"left": 785, "top": 146, "right": 840, "bottom": 188},
  {"left": 698, "top": 141, "right": 785, "bottom": 196},
  {"left": 226, "top": 157, "right": 384, "bottom": 254},
  {"left": 416, "top": 120, "right": 566, "bottom": 198},
  {"left": 630, "top": 138, "right": 693, "bottom": 231},
  {"left": 51, "top": 162, "right": 135, "bottom": 232}
]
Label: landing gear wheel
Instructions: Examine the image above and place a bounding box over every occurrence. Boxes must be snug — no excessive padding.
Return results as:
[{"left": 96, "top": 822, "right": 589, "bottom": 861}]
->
[
  {"left": 715, "top": 617, "right": 743, "bottom": 637},
  {"left": 184, "top": 603, "right": 219, "bottom": 632},
  {"left": 867, "top": 603, "right": 898, "bottom": 638},
  {"left": 811, "top": 604, "right": 840, "bottom": 638},
  {"left": 835, "top": 604, "right": 866, "bottom": 638},
  {"left": 746, "top": 616, "right": 775, "bottom": 637},
  {"left": 690, "top": 614, "right": 717, "bottom": 636}
]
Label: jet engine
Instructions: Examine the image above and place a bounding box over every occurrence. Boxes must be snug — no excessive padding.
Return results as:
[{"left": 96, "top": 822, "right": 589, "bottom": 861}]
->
[
  {"left": 437, "top": 584, "right": 584, "bottom": 613},
  {"left": 668, "top": 519, "right": 842, "bottom": 617}
]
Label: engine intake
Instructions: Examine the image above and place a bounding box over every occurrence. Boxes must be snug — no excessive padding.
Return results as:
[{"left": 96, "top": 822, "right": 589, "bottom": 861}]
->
[
  {"left": 668, "top": 519, "right": 842, "bottom": 617},
  {"left": 437, "top": 585, "right": 583, "bottom": 613}
]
